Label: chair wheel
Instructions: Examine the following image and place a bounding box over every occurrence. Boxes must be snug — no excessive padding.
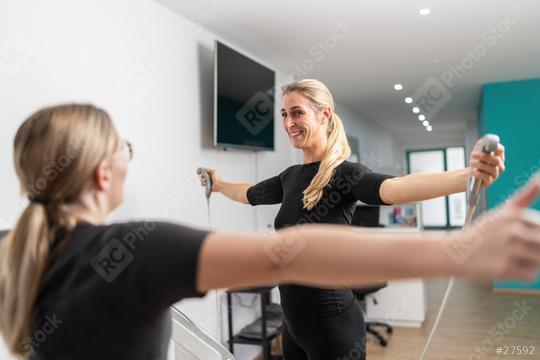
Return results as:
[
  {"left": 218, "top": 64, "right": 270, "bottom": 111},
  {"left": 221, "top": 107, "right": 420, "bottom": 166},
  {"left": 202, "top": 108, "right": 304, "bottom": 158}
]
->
[
  {"left": 379, "top": 339, "right": 388, "bottom": 347},
  {"left": 387, "top": 328, "right": 393, "bottom": 334}
]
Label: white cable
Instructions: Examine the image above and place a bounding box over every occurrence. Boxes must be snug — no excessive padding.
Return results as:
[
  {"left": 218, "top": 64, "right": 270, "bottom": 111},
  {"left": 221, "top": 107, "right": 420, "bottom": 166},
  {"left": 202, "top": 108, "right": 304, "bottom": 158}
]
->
[
  {"left": 206, "top": 197, "right": 212, "bottom": 231},
  {"left": 419, "top": 136, "right": 498, "bottom": 359},
  {"left": 419, "top": 188, "right": 479, "bottom": 359},
  {"left": 253, "top": 151, "right": 259, "bottom": 231},
  {"left": 418, "top": 277, "right": 455, "bottom": 360},
  {"left": 203, "top": 190, "right": 222, "bottom": 343}
]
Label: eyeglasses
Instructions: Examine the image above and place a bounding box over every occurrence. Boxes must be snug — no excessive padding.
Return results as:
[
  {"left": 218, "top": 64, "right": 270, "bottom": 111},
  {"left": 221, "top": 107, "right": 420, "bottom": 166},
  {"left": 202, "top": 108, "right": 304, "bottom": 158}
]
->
[{"left": 123, "top": 140, "right": 133, "bottom": 162}]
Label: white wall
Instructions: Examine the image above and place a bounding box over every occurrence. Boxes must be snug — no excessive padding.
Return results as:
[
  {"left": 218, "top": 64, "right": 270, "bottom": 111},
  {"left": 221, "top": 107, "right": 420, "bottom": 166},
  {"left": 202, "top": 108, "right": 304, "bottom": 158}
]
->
[
  {"left": 337, "top": 103, "right": 402, "bottom": 176},
  {"left": 0, "top": 1, "right": 399, "bottom": 358},
  {"left": 0, "top": 0, "right": 294, "bottom": 358},
  {"left": 394, "top": 129, "right": 467, "bottom": 173}
]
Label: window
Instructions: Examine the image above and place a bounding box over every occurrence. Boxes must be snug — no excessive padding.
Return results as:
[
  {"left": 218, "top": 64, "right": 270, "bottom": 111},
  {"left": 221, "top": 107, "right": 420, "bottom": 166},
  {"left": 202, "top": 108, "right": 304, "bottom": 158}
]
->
[{"left": 407, "top": 147, "right": 466, "bottom": 229}]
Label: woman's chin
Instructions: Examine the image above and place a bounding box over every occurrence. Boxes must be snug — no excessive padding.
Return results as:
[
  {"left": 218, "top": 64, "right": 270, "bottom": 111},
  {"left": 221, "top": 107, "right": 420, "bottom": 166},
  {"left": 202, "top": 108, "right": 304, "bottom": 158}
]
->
[{"left": 290, "top": 139, "right": 304, "bottom": 149}]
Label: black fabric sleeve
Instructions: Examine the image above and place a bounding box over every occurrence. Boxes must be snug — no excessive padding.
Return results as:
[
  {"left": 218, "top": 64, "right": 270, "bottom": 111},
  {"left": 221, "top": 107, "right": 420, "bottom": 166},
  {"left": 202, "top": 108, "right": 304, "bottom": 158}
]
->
[
  {"left": 246, "top": 175, "right": 283, "bottom": 205},
  {"left": 341, "top": 162, "right": 395, "bottom": 205},
  {"left": 119, "top": 221, "right": 210, "bottom": 309}
]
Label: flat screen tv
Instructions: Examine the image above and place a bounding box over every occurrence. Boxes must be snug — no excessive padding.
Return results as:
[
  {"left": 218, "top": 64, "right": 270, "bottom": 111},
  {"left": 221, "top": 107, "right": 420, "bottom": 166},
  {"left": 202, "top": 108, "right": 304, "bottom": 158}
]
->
[{"left": 214, "top": 41, "right": 275, "bottom": 150}]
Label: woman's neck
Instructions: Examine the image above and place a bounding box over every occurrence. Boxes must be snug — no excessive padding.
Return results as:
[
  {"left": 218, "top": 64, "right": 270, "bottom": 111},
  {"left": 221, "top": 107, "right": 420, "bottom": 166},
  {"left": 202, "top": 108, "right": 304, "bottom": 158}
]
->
[
  {"left": 74, "top": 211, "right": 107, "bottom": 225},
  {"left": 303, "top": 138, "right": 327, "bottom": 164},
  {"left": 71, "top": 193, "right": 109, "bottom": 225}
]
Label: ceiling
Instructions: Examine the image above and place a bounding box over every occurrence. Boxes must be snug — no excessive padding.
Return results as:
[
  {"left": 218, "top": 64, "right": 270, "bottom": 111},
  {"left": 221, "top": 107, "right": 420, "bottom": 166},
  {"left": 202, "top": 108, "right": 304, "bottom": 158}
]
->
[{"left": 155, "top": 0, "right": 540, "bottom": 138}]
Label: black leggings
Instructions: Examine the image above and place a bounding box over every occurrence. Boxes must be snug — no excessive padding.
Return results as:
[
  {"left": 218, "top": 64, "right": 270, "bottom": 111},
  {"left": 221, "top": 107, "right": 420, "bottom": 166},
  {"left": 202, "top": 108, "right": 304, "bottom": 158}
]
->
[{"left": 281, "top": 300, "right": 366, "bottom": 360}]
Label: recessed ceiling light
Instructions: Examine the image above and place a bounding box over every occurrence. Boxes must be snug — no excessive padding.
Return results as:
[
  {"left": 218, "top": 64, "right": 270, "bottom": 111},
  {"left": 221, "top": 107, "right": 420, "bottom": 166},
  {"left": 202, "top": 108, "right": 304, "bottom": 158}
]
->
[
  {"left": 394, "top": 84, "right": 403, "bottom": 91},
  {"left": 405, "top": 97, "right": 413, "bottom": 104},
  {"left": 423, "top": 120, "right": 429, "bottom": 126},
  {"left": 418, "top": 114, "right": 426, "bottom": 121},
  {"left": 412, "top": 107, "right": 420, "bottom": 113},
  {"left": 426, "top": 125, "right": 433, "bottom": 132},
  {"left": 419, "top": 8, "right": 431, "bottom": 15}
]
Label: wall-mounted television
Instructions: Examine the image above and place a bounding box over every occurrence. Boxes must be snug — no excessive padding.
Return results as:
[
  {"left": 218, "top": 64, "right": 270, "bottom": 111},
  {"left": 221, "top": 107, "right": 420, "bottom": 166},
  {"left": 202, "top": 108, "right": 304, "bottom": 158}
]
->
[{"left": 214, "top": 41, "right": 275, "bottom": 151}]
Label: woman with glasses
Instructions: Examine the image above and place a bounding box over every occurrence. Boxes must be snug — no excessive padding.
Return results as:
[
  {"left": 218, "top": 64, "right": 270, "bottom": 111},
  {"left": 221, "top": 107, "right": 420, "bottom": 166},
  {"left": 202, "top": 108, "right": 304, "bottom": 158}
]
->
[{"left": 1, "top": 103, "right": 539, "bottom": 360}]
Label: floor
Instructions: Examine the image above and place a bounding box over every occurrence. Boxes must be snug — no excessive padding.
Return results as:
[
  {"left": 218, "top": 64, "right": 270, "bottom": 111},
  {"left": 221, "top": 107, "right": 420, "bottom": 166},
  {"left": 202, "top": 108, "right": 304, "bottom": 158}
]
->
[{"left": 365, "top": 279, "right": 540, "bottom": 360}]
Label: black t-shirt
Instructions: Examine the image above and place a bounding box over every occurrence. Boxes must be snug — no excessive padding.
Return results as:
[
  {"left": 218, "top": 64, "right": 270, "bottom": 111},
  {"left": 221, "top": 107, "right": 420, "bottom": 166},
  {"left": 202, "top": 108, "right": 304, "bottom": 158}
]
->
[
  {"left": 27, "top": 221, "right": 209, "bottom": 360},
  {"left": 247, "top": 160, "right": 392, "bottom": 229},
  {"left": 247, "top": 161, "right": 393, "bottom": 315}
]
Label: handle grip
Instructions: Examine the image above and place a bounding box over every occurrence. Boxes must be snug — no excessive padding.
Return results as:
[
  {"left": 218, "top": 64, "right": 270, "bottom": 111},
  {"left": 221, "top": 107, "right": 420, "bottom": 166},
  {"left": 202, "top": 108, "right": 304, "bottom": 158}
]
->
[
  {"left": 470, "top": 134, "right": 500, "bottom": 195},
  {"left": 474, "top": 133, "right": 500, "bottom": 154},
  {"left": 197, "top": 167, "right": 213, "bottom": 199},
  {"left": 466, "top": 134, "right": 500, "bottom": 225}
]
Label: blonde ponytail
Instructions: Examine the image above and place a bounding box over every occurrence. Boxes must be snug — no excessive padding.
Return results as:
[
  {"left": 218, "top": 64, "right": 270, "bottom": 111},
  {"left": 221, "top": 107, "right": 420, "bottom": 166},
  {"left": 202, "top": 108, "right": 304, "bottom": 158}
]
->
[
  {"left": 282, "top": 79, "right": 351, "bottom": 210},
  {"left": 303, "top": 112, "right": 350, "bottom": 209},
  {"left": 0, "top": 204, "right": 50, "bottom": 355},
  {"left": 0, "top": 104, "right": 120, "bottom": 356}
]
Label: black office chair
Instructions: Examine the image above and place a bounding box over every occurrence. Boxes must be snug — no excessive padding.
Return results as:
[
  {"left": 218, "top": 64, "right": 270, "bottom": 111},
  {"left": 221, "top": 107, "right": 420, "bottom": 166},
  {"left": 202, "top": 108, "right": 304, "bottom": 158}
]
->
[
  {"left": 351, "top": 206, "right": 393, "bottom": 347},
  {"left": 352, "top": 284, "right": 393, "bottom": 347}
]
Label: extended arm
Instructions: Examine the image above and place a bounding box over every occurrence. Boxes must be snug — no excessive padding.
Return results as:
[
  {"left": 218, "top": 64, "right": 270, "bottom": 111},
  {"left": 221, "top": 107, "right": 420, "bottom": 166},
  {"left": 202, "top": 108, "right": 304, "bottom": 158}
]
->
[
  {"left": 379, "top": 168, "right": 471, "bottom": 204},
  {"left": 197, "top": 168, "right": 251, "bottom": 204},
  {"left": 379, "top": 145, "right": 505, "bottom": 205},
  {"left": 196, "top": 177, "right": 540, "bottom": 293},
  {"left": 197, "top": 225, "right": 453, "bottom": 291},
  {"left": 197, "top": 168, "right": 283, "bottom": 205},
  {"left": 215, "top": 181, "right": 252, "bottom": 204}
]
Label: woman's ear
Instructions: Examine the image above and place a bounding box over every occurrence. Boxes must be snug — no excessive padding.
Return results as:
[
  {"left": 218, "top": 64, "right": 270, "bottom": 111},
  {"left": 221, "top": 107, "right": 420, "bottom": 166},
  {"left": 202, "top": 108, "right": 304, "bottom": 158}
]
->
[
  {"left": 322, "top": 107, "right": 332, "bottom": 120},
  {"left": 322, "top": 107, "right": 332, "bottom": 131},
  {"left": 94, "top": 159, "right": 111, "bottom": 192}
]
